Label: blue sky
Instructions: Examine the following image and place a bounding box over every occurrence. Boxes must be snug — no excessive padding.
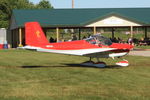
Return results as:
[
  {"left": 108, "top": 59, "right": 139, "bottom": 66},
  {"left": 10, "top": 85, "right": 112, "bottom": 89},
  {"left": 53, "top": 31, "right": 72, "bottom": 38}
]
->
[{"left": 30, "top": 0, "right": 150, "bottom": 8}]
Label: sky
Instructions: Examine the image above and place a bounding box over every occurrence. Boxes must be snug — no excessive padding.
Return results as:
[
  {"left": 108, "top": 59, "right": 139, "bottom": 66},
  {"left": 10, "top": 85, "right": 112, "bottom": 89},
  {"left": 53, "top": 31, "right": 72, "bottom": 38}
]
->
[{"left": 30, "top": 0, "right": 150, "bottom": 8}]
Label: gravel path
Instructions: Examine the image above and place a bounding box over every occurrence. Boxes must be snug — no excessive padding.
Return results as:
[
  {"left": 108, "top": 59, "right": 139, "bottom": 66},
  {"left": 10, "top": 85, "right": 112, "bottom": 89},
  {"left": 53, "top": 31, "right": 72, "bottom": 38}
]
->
[{"left": 129, "top": 49, "right": 150, "bottom": 57}]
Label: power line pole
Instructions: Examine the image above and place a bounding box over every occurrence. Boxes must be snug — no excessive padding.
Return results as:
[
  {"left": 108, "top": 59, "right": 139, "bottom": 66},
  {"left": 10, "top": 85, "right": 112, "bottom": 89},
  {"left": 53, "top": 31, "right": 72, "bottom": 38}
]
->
[{"left": 72, "top": 0, "right": 74, "bottom": 8}]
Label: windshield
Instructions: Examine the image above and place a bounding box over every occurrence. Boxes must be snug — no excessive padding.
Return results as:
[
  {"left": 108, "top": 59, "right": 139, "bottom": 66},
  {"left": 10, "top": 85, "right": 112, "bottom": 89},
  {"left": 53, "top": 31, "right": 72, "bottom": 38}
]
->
[{"left": 86, "top": 34, "right": 112, "bottom": 46}]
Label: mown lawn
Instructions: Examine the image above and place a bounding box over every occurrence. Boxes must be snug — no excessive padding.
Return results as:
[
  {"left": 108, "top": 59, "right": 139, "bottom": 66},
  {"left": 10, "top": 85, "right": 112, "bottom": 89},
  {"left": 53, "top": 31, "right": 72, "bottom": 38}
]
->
[
  {"left": 135, "top": 45, "right": 150, "bottom": 49},
  {"left": 0, "top": 49, "right": 150, "bottom": 100}
]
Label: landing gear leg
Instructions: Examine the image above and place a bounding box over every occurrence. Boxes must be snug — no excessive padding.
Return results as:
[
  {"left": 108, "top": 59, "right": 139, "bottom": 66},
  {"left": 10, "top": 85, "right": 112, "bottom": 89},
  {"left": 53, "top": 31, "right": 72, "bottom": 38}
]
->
[
  {"left": 81, "top": 57, "right": 94, "bottom": 66},
  {"left": 96, "top": 57, "right": 100, "bottom": 62},
  {"left": 89, "top": 57, "right": 92, "bottom": 61}
]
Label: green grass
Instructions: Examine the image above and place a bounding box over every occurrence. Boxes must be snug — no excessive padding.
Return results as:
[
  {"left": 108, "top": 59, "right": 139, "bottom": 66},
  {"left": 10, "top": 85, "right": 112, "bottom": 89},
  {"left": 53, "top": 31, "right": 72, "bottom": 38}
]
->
[
  {"left": 0, "top": 50, "right": 150, "bottom": 100},
  {"left": 135, "top": 45, "right": 150, "bottom": 49}
]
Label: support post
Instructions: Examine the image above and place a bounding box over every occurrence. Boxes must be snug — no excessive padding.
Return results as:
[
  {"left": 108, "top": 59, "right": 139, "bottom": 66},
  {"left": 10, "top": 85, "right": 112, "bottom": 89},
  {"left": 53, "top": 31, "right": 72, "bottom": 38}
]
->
[
  {"left": 93, "top": 26, "right": 96, "bottom": 34},
  {"left": 56, "top": 27, "right": 59, "bottom": 42},
  {"left": 43, "top": 29, "right": 47, "bottom": 36},
  {"left": 112, "top": 28, "right": 115, "bottom": 38},
  {"left": 19, "top": 28, "right": 22, "bottom": 47},
  {"left": 130, "top": 26, "right": 133, "bottom": 38},
  {"left": 145, "top": 27, "right": 147, "bottom": 39},
  {"left": 72, "top": 0, "right": 74, "bottom": 8},
  {"left": 79, "top": 28, "right": 81, "bottom": 40}
]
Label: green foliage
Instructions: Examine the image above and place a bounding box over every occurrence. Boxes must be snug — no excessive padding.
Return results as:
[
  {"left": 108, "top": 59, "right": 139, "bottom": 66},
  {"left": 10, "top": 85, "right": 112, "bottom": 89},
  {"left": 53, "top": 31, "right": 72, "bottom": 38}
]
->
[
  {"left": 0, "top": 0, "right": 53, "bottom": 28},
  {"left": 36, "top": 0, "right": 53, "bottom": 9},
  {"left": 0, "top": 20, "right": 8, "bottom": 28},
  {"left": 0, "top": 49, "right": 150, "bottom": 100}
]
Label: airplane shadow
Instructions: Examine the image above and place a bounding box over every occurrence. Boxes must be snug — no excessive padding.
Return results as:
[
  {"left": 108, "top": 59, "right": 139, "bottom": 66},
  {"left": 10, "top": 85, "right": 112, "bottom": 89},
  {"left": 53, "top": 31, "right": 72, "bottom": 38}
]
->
[
  {"left": 65, "top": 64, "right": 122, "bottom": 69},
  {"left": 22, "top": 66, "right": 47, "bottom": 68},
  {"left": 21, "top": 64, "right": 122, "bottom": 69}
]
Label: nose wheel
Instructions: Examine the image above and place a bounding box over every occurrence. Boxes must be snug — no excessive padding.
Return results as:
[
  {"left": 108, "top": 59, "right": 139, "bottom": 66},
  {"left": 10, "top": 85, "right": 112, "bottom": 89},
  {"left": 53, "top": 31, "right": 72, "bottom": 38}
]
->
[{"left": 116, "top": 59, "right": 129, "bottom": 67}]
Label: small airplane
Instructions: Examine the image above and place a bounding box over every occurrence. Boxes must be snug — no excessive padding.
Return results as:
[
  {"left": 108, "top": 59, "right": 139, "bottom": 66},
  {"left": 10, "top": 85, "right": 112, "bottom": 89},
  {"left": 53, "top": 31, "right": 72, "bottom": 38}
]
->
[{"left": 21, "top": 22, "right": 133, "bottom": 67}]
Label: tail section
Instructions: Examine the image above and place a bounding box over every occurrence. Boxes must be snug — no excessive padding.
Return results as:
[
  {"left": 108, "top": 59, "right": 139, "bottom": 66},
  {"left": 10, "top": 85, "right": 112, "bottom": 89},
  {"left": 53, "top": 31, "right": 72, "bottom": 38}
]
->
[{"left": 25, "top": 22, "right": 49, "bottom": 47}]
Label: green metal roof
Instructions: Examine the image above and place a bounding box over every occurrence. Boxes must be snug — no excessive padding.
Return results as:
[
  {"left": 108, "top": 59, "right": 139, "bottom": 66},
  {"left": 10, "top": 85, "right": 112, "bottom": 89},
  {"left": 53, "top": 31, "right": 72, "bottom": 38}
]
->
[{"left": 11, "top": 8, "right": 150, "bottom": 29}]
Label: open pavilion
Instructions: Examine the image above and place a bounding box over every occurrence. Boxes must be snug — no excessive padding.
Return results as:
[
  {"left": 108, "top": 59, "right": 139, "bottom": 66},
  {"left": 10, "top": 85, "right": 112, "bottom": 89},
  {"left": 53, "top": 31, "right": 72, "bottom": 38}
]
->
[{"left": 9, "top": 8, "right": 150, "bottom": 47}]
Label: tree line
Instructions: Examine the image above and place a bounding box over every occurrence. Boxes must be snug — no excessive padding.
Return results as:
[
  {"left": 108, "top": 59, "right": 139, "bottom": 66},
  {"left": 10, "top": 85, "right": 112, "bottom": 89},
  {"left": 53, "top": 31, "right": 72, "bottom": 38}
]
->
[{"left": 0, "top": 0, "right": 53, "bottom": 28}]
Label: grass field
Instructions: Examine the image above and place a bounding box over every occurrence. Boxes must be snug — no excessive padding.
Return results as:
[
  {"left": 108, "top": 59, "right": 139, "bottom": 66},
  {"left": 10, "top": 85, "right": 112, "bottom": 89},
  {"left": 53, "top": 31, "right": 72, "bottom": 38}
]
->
[
  {"left": 135, "top": 45, "right": 150, "bottom": 49},
  {"left": 0, "top": 49, "right": 150, "bottom": 100}
]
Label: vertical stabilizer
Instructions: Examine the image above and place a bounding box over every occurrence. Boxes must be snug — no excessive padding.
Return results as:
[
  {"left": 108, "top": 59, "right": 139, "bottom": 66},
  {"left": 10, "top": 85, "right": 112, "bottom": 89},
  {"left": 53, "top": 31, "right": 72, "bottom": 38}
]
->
[{"left": 25, "top": 22, "right": 48, "bottom": 46}]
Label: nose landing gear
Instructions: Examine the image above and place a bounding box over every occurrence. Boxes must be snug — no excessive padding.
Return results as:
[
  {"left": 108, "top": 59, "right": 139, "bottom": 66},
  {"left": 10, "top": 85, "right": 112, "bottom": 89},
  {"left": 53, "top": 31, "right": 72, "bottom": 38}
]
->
[{"left": 116, "top": 59, "right": 129, "bottom": 67}]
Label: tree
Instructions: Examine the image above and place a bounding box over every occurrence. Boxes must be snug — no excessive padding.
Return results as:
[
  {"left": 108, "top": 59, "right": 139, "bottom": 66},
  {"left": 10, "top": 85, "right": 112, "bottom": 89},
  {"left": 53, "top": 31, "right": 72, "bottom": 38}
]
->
[
  {"left": 36, "top": 0, "right": 53, "bottom": 9},
  {"left": 0, "top": 0, "right": 35, "bottom": 28},
  {"left": 0, "top": 0, "right": 53, "bottom": 28}
]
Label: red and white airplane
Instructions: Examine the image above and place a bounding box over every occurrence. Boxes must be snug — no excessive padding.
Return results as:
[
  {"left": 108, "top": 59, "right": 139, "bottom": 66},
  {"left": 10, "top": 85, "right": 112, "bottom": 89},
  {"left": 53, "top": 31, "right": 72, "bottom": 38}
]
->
[{"left": 21, "top": 22, "right": 133, "bottom": 67}]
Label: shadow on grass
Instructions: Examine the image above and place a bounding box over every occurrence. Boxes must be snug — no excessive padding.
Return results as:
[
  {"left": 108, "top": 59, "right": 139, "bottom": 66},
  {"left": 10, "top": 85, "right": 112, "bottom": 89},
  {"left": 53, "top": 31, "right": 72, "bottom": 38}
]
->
[
  {"left": 22, "top": 63, "right": 123, "bottom": 69},
  {"left": 65, "top": 64, "right": 123, "bottom": 69},
  {"left": 22, "top": 65, "right": 66, "bottom": 68}
]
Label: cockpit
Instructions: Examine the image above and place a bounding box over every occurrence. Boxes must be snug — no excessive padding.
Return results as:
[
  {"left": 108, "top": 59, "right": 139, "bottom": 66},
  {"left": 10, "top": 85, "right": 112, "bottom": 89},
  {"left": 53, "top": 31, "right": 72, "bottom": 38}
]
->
[{"left": 86, "top": 34, "right": 112, "bottom": 46}]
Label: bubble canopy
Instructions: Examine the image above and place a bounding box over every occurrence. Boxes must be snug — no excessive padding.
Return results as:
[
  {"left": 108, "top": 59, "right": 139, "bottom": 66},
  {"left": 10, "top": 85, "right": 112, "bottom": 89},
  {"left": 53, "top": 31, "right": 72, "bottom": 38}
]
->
[{"left": 86, "top": 34, "right": 112, "bottom": 46}]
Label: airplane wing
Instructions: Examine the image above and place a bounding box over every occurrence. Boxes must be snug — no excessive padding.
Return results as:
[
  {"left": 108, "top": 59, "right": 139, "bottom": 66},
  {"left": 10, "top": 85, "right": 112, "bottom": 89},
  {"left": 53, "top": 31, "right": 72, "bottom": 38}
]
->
[
  {"left": 22, "top": 45, "right": 116, "bottom": 56},
  {"left": 37, "top": 47, "right": 115, "bottom": 56}
]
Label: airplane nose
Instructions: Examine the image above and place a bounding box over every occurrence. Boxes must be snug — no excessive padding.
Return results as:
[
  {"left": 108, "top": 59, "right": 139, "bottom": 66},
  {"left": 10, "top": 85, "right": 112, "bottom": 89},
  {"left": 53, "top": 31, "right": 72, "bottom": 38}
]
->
[
  {"left": 123, "top": 44, "right": 134, "bottom": 50},
  {"left": 110, "top": 43, "right": 134, "bottom": 50},
  {"left": 125, "top": 44, "right": 134, "bottom": 50},
  {"left": 129, "top": 44, "right": 134, "bottom": 50},
  {"left": 122, "top": 44, "right": 134, "bottom": 50}
]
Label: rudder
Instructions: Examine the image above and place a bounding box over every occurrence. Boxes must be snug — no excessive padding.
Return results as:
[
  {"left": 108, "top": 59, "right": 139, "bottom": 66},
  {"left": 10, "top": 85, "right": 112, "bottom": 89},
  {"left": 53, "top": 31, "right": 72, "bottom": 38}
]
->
[{"left": 25, "top": 22, "right": 49, "bottom": 46}]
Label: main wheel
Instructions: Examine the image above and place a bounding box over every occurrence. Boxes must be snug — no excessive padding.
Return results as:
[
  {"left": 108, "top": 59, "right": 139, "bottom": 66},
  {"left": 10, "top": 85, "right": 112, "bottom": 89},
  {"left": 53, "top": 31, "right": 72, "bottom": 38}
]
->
[{"left": 94, "top": 62, "right": 106, "bottom": 68}]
